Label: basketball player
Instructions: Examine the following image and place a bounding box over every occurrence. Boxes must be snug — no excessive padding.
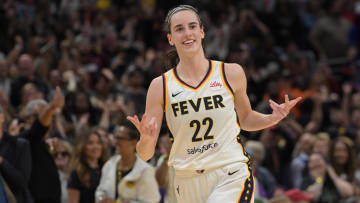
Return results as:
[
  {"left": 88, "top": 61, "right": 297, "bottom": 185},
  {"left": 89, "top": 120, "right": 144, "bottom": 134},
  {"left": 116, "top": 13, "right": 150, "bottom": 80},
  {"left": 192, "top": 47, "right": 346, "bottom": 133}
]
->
[{"left": 127, "top": 5, "right": 302, "bottom": 203}]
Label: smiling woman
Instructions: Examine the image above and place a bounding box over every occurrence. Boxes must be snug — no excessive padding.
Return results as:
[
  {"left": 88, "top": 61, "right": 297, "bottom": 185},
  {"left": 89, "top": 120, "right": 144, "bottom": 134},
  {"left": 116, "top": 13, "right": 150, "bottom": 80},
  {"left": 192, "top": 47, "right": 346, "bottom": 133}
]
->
[
  {"left": 127, "top": 4, "right": 302, "bottom": 203},
  {"left": 67, "top": 130, "right": 109, "bottom": 203}
]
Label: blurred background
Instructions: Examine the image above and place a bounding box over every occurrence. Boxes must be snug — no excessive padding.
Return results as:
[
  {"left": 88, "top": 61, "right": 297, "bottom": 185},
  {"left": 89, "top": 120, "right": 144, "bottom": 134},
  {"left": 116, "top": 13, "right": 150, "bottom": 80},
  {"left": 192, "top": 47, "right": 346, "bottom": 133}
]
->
[{"left": 0, "top": 0, "right": 359, "bottom": 203}]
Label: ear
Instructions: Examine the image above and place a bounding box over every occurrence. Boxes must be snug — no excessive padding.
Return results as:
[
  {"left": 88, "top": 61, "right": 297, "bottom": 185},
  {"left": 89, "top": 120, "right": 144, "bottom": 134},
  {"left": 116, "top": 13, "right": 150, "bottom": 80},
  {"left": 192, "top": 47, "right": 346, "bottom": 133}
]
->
[
  {"left": 200, "top": 27, "right": 205, "bottom": 39},
  {"left": 167, "top": 33, "right": 174, "bottom": 46}
]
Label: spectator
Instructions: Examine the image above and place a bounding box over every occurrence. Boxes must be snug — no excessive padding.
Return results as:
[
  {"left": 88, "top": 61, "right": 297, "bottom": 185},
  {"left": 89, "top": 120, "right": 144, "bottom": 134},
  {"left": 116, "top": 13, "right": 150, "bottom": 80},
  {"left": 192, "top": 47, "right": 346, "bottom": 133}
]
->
[
  {"left": 312, "top": 132, "right": 331, "bottom": 157},
  {"left": 261, "top": 126, "right": 295, "bottom": 189},
  {"left": 0, "top": 57, "right": 11, "bottom": 95},
  {"left": 155, "top": 134, "right": 176, "bottom": 203},
  {"left": 291, "top": 133, "right": 315, "bottom": 188},
  {"left": 309, "top": 0, "right": 352, "bottom": 60},
  {"left": 301, "top": 152, "right": 352, "bottom": 202},
  {"left": 0, "top": 173, "right": 17, "bottom": 203},
  {"left": 269, "top": 0, "right": 305, "bottom": 47},
  {"left": 0, "top": 105, "right": 32, "bottom": 203},
  {"left": 53, "top": 139, "right": 73, "bottom": 203},
  {"left": 68, "top": 129, "right": 109, "bottom": 203},
  {"left": 246, "top": 140, "right": 277, "bottom": 199},
  {"left": 123, "top": 67, "right": 147, "bottom": 116},
  {"left": 299, "top": 0, "right": 325, "bottom": 31},
  {"left": 10, "top": 54, "right": 48, "bottom": 108},
  {"left": 95, "top": 122, "right": 160, "bottom": 203},
  {"left": 22, "top": 87, "right": 65, "bottom": 203},
  {"left": 329, "top": 136, "right": 357, "bottom": 195},
  {"left": 63, "top": 91, "right": 102, "bottom": 134}
]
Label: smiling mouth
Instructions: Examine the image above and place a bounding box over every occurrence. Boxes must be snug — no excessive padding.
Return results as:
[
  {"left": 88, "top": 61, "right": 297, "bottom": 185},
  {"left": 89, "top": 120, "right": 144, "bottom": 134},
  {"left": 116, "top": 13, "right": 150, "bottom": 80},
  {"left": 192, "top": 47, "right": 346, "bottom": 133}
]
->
[{"left": 183, "top": 40, "right": 195, "bottom": 45}]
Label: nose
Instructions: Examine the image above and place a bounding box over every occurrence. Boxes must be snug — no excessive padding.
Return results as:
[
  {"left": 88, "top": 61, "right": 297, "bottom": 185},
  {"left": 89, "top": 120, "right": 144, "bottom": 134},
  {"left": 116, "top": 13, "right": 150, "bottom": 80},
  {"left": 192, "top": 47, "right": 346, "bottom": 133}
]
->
[{"left": 184, "top": 27, "right": 192, "bottom": 37}]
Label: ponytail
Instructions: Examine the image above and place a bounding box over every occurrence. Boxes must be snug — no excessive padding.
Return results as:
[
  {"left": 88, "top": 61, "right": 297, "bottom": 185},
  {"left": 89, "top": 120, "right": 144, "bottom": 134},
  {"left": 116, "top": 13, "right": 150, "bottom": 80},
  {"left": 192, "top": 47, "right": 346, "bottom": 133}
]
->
[{"left": 164, "top": 49, "right": 179, "bottom": 69}]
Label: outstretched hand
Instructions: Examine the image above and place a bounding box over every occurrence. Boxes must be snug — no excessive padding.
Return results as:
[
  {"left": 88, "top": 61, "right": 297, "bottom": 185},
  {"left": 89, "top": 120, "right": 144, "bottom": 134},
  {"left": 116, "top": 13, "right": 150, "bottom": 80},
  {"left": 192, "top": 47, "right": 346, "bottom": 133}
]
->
[
  {"left": 127, "top": 114, "right": 158, "bottom": 141},
  {"left": 50, "top": 87, "right": 65, "bottom": 110},
  {"left": 269, "top": 95, "right": 302, "bottom": 124}
]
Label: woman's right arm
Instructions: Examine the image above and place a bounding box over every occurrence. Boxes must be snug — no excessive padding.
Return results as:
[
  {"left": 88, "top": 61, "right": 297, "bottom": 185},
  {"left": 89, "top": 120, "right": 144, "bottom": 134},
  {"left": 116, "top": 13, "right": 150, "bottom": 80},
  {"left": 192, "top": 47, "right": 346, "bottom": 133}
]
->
[
  {"left": 327, "top": 165, "right": 354, "bottom": 197},
  {"left": 68, "top": 188, "right": 80, "bottom": 203},
  {"left": 128, "top": 76, "right": 164, "bottom": 161},
  {"left": 68, "top": 170, "right": 81, "bottom": 203}
]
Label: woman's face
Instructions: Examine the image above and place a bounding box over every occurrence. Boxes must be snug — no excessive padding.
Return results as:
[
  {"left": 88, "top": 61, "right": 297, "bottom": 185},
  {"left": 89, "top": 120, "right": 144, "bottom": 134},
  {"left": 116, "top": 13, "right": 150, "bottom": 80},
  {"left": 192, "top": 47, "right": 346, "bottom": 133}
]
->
[
  {"left": 333, "top": 141, "right": 349, "bottom": 166},
  {"left": 167, "top": 10, "right": 204, "bottom": 56},
  {"left": 84, "top": 134, "right": 103, "bottom": 161},
  {"left": 308, "top": 153, "right": 326, "bottom": 171},
  {"left": 313, "top": 139, "right": 329, "bottom": 156},
  {"left": 54, "top": 149, "right": 70, "bottom": 170},
  {"left": 115, "top": 126, "right": 136, "bottom": 156}
]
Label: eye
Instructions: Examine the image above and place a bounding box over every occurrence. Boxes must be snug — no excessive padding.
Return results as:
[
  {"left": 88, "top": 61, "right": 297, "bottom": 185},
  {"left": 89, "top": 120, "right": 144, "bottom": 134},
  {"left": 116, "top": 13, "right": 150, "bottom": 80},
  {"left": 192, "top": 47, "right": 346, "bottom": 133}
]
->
[
  {"left": 176, "top": 27, "right": 183, "bottom": 32},
  {"left": 190, "top": 25, "right": 196, "bottom": 29}
]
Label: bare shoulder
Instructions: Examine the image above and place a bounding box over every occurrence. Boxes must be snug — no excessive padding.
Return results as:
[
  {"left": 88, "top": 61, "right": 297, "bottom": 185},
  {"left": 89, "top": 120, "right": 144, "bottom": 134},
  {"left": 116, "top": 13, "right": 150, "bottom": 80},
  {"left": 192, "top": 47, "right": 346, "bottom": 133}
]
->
[
  {"left": 223, "top": 63, "right": 246, "bottom": 92},
  {"left": 147, "top": 76, "right": 163, "bottom": 102},
  {"left": 223, "top": 63, "right": 245, "bottom": 76},
  {"left": 149, "top": 76, "right": 163, "bottom": 88}
]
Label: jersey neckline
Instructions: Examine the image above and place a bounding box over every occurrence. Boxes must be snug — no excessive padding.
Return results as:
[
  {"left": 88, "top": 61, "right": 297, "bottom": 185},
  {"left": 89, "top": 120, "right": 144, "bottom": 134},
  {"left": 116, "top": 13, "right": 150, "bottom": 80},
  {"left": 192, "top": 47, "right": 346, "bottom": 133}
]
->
[{"left": 172, "top": 60, "right": 214, "bottom": 91}]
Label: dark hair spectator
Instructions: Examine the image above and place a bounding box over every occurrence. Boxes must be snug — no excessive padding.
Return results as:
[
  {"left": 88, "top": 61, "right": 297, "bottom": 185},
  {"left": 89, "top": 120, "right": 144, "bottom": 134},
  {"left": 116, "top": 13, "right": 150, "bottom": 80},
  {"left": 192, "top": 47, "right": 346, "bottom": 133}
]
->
[
  {"left": 329, "top": 136, "right": 357, "bottom": 187},
  {"left": 68, "top": 129, "right": 109, "bottom": 203},
  {"left": 95, "top": 122, "right": 160, "bottom": 203}
]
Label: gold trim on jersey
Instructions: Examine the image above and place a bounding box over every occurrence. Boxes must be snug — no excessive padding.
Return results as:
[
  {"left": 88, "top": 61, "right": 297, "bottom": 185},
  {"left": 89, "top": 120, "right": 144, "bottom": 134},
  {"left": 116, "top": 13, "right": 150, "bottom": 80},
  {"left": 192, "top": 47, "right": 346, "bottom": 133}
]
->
[
  {"left": 220, "top": 62, "right": 235, "bottom": 99},
  {"left": 163, "top": 73, "right": 168, "bottom": 111},
  {"left": 237, "top": 162, "right": 255, "bottom": 203},
  {"left": 171, "top": 60, "right": 214, "bottom": 91}
]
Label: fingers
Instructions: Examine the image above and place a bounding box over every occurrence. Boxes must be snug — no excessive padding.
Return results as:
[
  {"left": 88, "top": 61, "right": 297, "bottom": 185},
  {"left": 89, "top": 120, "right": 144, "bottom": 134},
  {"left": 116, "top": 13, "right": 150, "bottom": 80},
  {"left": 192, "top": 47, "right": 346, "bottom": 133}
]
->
[
  {"left": 290, "top": 97, "right": 302, "bottom": 107},
  {"left": 127, "top": 115, "right": 158, "bottom": 136},
  {"left": 269, "top": 99, "right": 288, "bottom": 117},
  {"left": 127, "top": 115, "right": 141, "bottom": 131},
  {"left": 285, "top": 96, "right": 302, "bottom": 110},
  {"left": 282, "top": 95, "right": 302, "bottom": 111},
  {"left": 285, "top": 94, "right": 289, "bottom": 104}
]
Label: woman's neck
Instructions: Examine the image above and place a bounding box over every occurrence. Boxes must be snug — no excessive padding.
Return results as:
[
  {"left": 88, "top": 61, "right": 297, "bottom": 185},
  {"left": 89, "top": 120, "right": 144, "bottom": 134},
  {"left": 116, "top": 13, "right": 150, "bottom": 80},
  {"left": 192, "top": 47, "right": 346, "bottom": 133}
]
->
[
  {"left": 120, "top": 153, "right": 136, "bottom": 170},
  {"left": 177, "top": 51, "right": 209, "bottom": 84},
  {"left": 86, "top": 157, "right": 99, "bottom": 169}
]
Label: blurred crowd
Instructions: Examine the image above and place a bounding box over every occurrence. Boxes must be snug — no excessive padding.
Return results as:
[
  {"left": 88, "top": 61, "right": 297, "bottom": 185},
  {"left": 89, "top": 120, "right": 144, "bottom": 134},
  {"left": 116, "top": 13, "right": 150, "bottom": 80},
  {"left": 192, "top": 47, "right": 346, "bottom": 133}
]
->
[{"left": 0, "top": 0, "right": 359, "bottom": 203}]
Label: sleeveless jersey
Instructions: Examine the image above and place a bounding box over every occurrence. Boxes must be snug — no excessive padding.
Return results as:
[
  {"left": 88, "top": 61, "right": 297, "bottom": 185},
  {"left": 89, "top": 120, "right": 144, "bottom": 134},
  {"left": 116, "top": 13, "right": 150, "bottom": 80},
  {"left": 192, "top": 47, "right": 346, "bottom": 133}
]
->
[{"left": 163, "top": 60, "right": 249, "bottom": 171}]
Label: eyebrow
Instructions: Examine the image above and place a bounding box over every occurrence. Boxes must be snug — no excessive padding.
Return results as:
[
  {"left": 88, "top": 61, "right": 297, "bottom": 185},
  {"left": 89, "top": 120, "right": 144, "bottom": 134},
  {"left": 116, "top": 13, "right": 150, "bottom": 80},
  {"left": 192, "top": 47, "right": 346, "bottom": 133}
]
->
[{"left": 173, "top": 21, "right": 199, "bottom": 29}]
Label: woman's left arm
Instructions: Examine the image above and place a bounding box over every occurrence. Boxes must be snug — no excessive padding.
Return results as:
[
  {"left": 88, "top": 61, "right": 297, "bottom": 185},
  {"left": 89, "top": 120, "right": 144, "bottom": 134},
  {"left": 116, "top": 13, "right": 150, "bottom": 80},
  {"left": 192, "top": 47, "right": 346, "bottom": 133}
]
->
[
  {"left": 225, "top": 63, "right": 301, "bottom": 131},
  {"left": 327, "top": 165, "right": 354, "bottom": 197}
]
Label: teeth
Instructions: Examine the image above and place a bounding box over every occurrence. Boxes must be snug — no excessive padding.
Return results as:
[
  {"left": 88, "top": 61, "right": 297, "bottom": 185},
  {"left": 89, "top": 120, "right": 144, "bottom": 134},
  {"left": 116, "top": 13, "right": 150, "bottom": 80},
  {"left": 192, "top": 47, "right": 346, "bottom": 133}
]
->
[{"left": 184, "top": 40, "right": 194, "bottom": 44}]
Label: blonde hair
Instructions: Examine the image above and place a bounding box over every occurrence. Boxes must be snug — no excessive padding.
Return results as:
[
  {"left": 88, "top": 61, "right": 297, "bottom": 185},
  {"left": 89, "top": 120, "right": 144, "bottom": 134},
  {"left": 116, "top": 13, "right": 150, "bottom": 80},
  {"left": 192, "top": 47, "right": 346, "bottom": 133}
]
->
[
  {"left": 53, "top": 139, "right": 73, "bottom": 175},
  {"left": 315, "top": 132, "right": 330, "bottom": 142}
]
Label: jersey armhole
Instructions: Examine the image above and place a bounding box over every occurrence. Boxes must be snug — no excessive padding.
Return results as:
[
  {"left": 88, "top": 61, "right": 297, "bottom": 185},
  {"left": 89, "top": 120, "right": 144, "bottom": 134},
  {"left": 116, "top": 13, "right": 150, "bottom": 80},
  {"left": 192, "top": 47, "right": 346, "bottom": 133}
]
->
[{"left": 220, "top": 62, "right": 235, "bottom": 98}]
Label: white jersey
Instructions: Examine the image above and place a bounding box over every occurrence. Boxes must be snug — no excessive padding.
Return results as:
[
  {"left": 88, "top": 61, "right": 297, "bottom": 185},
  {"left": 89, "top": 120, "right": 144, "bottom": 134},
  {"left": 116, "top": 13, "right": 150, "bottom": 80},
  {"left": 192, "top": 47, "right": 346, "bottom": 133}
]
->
[{"left": 163, "top": 60, "right": 249, "bottom": 172}]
